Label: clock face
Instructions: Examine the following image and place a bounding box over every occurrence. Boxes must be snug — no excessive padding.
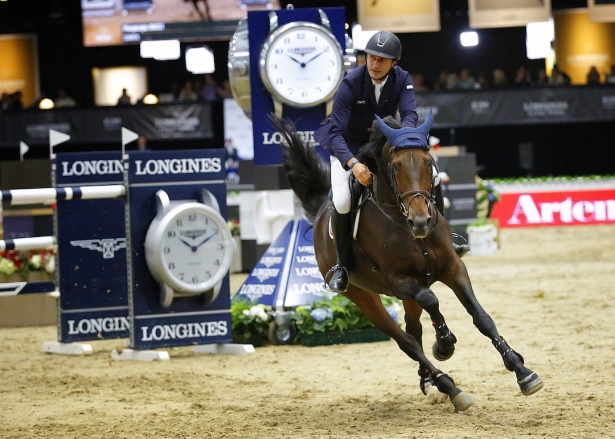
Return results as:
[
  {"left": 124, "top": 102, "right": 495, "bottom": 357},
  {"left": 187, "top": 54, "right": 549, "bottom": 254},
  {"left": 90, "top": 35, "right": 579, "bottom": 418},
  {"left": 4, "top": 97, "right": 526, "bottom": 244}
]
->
[
  {"left": 146, "top": 203, "right": 233, "bottom": 295},
  {"left": 260, "top": 22, "right": 344, "bottom": 107}
]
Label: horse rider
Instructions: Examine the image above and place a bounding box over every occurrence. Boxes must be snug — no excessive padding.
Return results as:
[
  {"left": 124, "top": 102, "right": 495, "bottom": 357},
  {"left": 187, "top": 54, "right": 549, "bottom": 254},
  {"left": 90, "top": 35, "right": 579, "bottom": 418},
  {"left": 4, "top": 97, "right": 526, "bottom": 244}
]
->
[{"left": 314, "top": 31, "right": 470, "bottom": 294}]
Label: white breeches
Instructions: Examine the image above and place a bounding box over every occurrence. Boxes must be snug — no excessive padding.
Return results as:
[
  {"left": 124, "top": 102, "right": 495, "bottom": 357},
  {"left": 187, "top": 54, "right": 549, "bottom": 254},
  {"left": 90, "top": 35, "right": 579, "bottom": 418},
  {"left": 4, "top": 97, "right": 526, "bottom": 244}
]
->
[{"left": 330, "top": 156, "right": 352, "bottom": 214}]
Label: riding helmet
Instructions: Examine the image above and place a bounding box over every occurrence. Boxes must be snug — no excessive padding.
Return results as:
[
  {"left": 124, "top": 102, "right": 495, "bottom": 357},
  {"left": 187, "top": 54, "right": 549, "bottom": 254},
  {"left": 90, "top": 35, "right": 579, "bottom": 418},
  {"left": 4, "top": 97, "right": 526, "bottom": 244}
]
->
[{"left": 364, "top": 31, "right": 402, "bottom": 61}]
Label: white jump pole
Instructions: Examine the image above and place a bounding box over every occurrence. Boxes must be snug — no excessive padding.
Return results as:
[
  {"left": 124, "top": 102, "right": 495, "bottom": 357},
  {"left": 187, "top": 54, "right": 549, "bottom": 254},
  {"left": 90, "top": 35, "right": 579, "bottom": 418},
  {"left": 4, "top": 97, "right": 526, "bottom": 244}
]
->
[{"left": 0, "top": 185, "right": 126, "bottom": 206}]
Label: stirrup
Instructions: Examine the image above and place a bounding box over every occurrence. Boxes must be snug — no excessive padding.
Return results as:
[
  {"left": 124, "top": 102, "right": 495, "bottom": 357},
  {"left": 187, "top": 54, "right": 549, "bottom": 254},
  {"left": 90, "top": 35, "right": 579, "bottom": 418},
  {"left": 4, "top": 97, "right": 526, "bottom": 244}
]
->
[
  {"left": 325, "top": 264, "right": 348, "bottom": 293},
  {"left": 453, "top": 243, "right": 470, "bottom": 258}
]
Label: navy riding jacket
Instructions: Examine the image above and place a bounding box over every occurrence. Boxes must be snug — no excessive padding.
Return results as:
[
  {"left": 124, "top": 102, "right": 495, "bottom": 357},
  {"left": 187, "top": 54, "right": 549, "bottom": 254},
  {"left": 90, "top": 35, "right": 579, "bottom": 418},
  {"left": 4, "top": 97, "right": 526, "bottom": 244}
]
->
[{"left": 316, "top": 64, "right": 418, "bottom": 168}]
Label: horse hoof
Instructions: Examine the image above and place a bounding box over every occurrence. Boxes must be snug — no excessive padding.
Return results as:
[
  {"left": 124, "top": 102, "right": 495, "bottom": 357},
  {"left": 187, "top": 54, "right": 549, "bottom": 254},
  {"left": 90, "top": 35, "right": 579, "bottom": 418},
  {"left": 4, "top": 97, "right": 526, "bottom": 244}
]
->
[
  {"left": 518, "top": 372, "right": 544, "bottom": 396},
  {"left": 432, "top": 340, "right": 455, "bottom": 361},
  {"left": 451, "top": 391, "right": 474, "bottom": 412}
]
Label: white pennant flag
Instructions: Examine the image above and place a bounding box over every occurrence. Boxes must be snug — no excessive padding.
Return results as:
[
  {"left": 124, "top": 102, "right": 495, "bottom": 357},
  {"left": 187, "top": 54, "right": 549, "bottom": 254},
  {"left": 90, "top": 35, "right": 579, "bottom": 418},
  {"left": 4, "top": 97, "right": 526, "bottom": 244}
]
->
[{"left": 19, "top": 141, "right": 29, "bottom": 161}]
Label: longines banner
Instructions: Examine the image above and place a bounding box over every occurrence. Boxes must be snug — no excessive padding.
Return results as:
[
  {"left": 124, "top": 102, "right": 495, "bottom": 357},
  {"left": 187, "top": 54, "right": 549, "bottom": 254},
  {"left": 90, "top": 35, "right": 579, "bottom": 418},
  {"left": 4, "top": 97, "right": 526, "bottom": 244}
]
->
[
  {"left": 413, "top": 86, "right": 615, "bottom": 128},
  {"left": 2, "top": 88, "right": 615, "bottom": 148},
  {"left": 0, "top": 103, "right": 214, "bottom": 147}
]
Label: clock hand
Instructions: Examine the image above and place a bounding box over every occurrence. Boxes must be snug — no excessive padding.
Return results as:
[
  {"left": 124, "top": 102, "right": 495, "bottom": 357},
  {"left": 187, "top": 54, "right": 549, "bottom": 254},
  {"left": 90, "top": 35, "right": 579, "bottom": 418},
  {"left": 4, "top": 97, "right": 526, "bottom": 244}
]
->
[
  {"left": 196, "top": 231, "right": 217, "bottom": 248},
  {"left": 305, "top": 50, "right": 326, "bottom": 65},
  {"left": 179, "top": 238, "right": 198, "bottom": 252},
  {"left": 286, "top": 54, "right": 306, "bottom": 68}
]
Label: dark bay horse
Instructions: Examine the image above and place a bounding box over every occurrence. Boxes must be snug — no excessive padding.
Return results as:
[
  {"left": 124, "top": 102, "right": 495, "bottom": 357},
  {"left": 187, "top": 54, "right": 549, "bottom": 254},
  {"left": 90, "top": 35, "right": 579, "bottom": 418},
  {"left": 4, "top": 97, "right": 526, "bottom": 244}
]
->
[{"left": 272, "top": 113, "right": 544, "bottom": 412}]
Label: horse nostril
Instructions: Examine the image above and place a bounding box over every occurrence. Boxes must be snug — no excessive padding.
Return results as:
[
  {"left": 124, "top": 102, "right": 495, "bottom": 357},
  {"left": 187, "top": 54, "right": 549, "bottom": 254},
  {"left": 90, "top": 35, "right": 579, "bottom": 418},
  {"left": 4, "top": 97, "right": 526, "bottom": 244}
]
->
[
  {"left": 426, "top": 217, "right": 432, "bottom": 228},
  {"left": 407, "top": 219, "right": 414, "bottom": 229}
]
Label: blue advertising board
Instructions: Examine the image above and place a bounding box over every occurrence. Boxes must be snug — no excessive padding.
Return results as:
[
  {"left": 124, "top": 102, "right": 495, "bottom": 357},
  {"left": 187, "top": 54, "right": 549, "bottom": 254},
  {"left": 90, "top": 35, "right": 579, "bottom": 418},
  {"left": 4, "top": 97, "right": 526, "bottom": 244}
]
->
[
  {"left": 236, "top": 219, "right": 328, "bottom": 309},
  {"left": 54, "top": 151, "right": 130, "bottom": 343},
  {"left": 125, "top": 149, "right": 233, "bottom": 350},
  {"left": 248, "top": 7, "right": 346, "bottom": 165}
]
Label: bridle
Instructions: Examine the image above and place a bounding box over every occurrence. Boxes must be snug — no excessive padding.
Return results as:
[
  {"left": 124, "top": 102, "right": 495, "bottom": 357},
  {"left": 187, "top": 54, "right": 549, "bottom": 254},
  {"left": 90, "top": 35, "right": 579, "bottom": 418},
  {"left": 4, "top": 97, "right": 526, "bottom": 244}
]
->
[{"left": 385, "top": 145, "right": 438, "bottom": 221}]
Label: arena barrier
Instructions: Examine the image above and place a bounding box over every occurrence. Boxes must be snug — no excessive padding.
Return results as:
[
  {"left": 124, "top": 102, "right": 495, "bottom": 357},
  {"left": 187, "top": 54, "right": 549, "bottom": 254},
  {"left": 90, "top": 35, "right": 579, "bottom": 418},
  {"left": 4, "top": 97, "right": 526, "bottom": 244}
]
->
[{"left": 1, "top": 149, "right": 243, "bottom": 359}]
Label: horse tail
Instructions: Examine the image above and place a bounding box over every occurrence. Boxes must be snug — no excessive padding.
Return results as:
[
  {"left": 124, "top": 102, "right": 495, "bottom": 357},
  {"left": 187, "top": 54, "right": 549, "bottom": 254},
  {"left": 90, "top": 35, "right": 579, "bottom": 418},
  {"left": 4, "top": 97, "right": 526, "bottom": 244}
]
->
[{"left": 269, "top": 116, "right": 331, "bottom": 222}]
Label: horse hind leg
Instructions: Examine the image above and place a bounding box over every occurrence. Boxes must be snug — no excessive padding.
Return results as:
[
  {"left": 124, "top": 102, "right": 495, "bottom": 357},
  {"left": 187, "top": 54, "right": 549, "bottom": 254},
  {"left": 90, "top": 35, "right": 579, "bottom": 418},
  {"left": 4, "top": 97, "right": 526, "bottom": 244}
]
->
[
  {"left": 345, "top": 287, "right": 473, "bottom": 412},
  {"left": 403, "top": 300, "right": 448, "bottom": 404}
]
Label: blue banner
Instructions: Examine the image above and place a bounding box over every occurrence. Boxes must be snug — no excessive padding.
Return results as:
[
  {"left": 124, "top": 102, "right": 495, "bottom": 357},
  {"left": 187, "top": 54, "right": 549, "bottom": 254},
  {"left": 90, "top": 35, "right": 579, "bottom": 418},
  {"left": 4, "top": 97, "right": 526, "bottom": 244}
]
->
[
  {"left": 236, "top": 219, "right": 327, "bottom": 308},
  {"left": 248, "top": 8, "right": 346, "bottom": 165},
  {"left": 126, "top": 149, "right": 233, "bottom": 350},
  {"left": 55, "top": 151, "right": 130, "bottom": 343}
]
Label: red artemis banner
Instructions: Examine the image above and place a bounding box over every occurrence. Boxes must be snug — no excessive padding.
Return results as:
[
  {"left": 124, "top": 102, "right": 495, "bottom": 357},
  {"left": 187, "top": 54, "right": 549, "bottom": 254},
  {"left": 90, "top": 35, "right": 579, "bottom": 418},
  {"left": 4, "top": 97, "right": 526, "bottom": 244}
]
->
[{"left": 490, "top": 189, "right": 615, "bottom": 228}]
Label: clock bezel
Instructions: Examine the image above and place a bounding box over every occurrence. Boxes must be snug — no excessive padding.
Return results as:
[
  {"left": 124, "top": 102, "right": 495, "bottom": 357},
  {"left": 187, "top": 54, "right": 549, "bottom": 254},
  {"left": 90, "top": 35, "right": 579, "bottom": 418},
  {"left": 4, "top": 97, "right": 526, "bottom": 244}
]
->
[
  {"left": 145, "top": 202, "right": 234, "bottom": 295},
  {"left": 259, "top": 21, "right": 344, "bottom": 108}
]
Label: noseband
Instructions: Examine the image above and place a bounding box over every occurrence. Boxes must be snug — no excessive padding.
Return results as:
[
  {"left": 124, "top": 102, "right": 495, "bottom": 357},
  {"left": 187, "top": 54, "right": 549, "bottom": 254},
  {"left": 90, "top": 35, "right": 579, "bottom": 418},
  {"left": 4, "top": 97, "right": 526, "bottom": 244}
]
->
[{"left": 386, "top": 146, "right": 437, "bottom": 219}]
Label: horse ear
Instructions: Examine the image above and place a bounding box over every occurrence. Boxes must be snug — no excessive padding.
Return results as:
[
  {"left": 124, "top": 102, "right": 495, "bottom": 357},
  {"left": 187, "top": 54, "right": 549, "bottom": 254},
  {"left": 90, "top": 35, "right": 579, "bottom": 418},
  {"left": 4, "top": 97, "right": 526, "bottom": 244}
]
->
[
  {"left": 417, "top": 109, "right": 433, "bottom": 139},
  {"left": 374, "top": 114, "right": 397, "bottom": 140}
]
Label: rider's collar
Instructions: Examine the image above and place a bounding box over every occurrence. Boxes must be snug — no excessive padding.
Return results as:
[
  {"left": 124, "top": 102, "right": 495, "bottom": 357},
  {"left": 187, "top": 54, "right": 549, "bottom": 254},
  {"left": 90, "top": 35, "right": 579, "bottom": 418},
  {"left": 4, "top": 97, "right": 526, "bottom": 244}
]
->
[{"left": 374, "top": 109, "right": 433, "bottom": 151}]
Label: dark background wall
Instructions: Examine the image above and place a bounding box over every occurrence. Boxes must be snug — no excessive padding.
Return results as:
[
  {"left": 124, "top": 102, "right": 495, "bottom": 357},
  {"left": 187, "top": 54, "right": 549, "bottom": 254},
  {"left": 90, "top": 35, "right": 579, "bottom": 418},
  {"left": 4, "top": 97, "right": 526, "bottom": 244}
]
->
[{"left": 2, "top": 0, "right": 614, "bottom": 179}]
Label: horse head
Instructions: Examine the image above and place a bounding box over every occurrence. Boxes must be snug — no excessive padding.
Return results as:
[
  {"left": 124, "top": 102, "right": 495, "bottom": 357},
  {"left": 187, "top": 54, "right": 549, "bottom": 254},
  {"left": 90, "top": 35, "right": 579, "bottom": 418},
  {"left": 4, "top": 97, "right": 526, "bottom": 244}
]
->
[{"left": 373, "top": 111, "right": 436, "bottom": 238}]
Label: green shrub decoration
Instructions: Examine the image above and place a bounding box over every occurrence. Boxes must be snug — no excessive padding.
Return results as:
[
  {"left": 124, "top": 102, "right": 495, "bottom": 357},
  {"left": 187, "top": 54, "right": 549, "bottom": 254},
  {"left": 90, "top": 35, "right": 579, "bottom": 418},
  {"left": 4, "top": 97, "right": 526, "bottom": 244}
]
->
[
  {"left": 295, "top": 293, "right": 402, "bottom": 335},
  {"left": 230, "top": 297, "right": 271, "bottom": 339}
]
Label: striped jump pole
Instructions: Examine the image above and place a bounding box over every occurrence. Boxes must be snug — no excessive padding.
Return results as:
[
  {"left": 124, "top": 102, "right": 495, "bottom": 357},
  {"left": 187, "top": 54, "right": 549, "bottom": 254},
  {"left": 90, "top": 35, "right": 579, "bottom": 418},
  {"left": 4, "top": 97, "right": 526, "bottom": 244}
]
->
[
  {"left": 0, "top": 236, "right": 57, "bottom": 251},
  {"left": 0, "top": 185, "right": 126, "bottom": 206}
]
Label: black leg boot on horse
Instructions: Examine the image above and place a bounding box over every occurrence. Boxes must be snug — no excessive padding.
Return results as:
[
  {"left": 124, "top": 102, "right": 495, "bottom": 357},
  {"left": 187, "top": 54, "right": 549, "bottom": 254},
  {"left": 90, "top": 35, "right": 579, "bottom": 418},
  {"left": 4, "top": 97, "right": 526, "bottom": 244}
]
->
[
  {"left": 433, "top": 184, "right": 470, "bottom": 258},
  {"left": 326, "top": 207, "right": 353, "bottom": 293}
]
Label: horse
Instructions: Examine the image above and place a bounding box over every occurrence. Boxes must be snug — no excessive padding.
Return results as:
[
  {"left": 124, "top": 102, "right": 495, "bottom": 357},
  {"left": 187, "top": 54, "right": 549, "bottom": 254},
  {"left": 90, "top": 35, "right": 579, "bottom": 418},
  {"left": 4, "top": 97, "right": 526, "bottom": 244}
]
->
[{"left": 271, "top": 112, "right": 544, "bottom": 412}]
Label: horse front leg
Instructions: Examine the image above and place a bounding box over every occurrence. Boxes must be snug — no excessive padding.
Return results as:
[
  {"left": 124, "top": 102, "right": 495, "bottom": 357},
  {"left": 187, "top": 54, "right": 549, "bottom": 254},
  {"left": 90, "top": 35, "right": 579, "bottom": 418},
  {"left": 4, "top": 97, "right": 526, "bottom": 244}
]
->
[
  {"left": 344, "top": 286, "right": 473, "bottom": 412},
  {"left": 440, "top": 260, "right": 544, "bottom": 396},
  {"left": 397, "top": 278, "right": 458, "bottom": 362}
]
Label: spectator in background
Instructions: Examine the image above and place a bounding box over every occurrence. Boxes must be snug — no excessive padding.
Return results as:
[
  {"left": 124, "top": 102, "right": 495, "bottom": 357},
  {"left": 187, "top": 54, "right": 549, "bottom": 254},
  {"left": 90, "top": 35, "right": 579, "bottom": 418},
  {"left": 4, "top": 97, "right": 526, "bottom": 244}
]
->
[
  {"left": 492, "top": 68, "right": 508, "bottom": 87},
  {"left": 54, "top": 88, "right": 76, "bottom": 108},
  {"left": 433, "top": 70, "right": 450, "bottom": 91},
  {"left": 455, "top": 68, "right": 475, "bottom": 90},
  {"left": 535, "top": 68, "right": 547, "bottom": 86},
  {"left": 193, "top": 78, "right": 203, "bottom": 97},
  {"left": 10, "top": 91, "right": 23, "bottom": 110},
  {"left": 1, "top": 92, "right": 13, "bottom": 112},
  {"left": 216, "top": 80, "right": 233, "bottom": 99},
  {"left": 605, "top": 65, "right": 615, "bottom": 85},
  {"left": 198, "top": 74, "right": 218, "bottom": 102},
  {"left": 548, "top": 64, "right": 571, "bottom": 85},
  {"left": 475, "top": 71, "right": 490, "bottom": 89},
  {"left": 514, "top": 66, "right": 532, "bottom": 86},
  {"left": 586, "top": 66, "right": 601, "bottom": 85},
  {"left": 158, "top": 81, "right": 181, "bottom": 103},
  {"left": 117, "top": 88, "right": 132, "bottom": 105},
  {"left": 179, "top": 80, "right": 197, "bottom": 101},
  {"left": 137, "top": 135, "right": 149, "bottom": 151},
  {"left": 411, "top": 73, "right": 428, "bottom": 91},
  {"left": 446, "top": 72, "right": 459, "bottom": 90}
]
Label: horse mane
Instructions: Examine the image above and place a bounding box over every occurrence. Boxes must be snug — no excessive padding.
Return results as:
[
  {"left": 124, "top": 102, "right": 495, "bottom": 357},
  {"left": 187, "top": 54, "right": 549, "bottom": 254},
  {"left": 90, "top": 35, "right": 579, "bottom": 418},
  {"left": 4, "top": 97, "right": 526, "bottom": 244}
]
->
[{"left": 356, "top": 115, "right": 401, "bottom": 171}]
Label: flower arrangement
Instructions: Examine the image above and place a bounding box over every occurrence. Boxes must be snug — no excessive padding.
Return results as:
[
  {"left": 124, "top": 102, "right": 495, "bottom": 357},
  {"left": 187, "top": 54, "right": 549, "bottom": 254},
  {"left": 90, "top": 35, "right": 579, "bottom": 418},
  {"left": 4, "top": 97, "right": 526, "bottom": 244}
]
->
[
  {"left": 295, "top": 293, "right": 403, "bottom": 335},
  {"left": 0, "top": 250, "right": 56, "bottom": 281},
  {"left": 227, "top": 219, "right": 241, "bottom": 237},
  {"left": 230, "top": 297, "right": 272, "bottom": 341},
  {"left": 475, "top": 176, "right": 500, "bottom": 221}
]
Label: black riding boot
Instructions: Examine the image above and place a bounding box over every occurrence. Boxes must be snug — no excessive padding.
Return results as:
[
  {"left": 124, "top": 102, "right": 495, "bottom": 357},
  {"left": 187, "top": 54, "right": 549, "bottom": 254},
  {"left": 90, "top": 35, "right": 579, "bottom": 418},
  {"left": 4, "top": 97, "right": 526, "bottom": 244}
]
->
[
  {"left": 433, "top": 183, "right": 471, "bottom": 258},
  {"left": 327, "top": 209, "right": 352, "bottom": 293}
]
